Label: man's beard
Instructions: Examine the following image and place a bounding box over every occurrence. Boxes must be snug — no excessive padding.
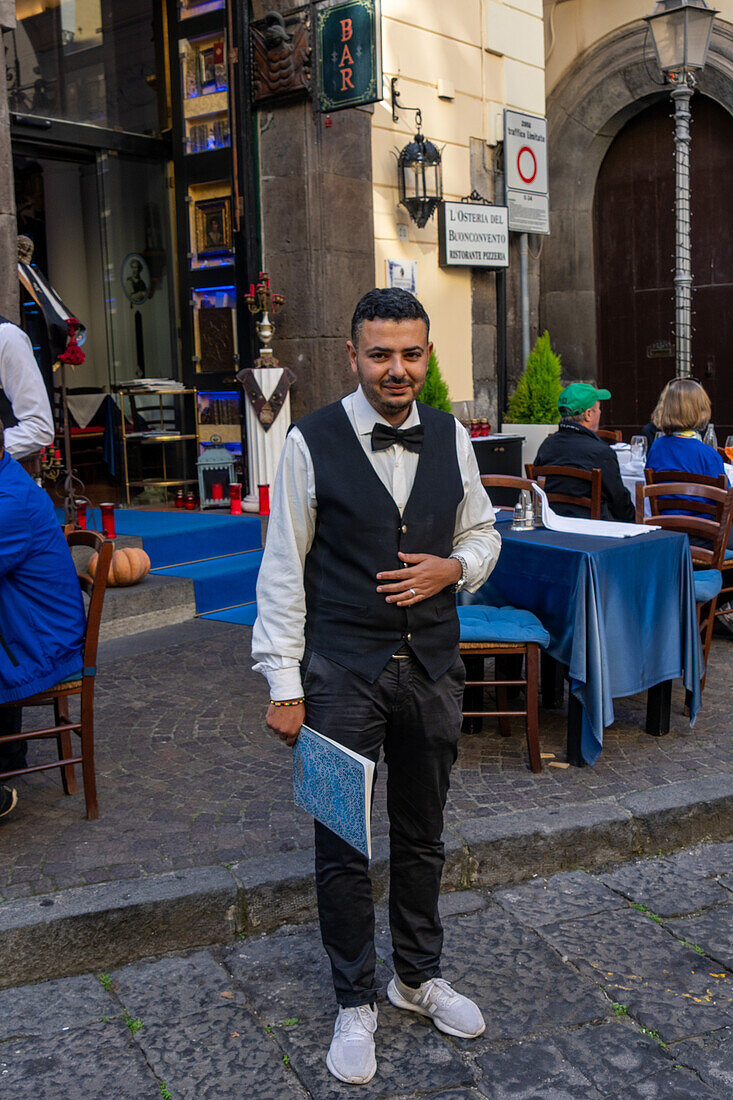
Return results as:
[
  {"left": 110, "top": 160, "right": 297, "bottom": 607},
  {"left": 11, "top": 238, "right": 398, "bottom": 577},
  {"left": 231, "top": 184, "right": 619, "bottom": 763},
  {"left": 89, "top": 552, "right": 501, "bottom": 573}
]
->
[{"left": 360, "top": 375, "right": 423, "bottom": 419}]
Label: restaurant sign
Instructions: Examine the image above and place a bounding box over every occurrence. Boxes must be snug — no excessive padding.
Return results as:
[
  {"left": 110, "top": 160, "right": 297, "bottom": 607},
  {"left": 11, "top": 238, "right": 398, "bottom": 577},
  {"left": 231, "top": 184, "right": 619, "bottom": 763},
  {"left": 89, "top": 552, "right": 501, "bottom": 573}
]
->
[
  {"left": 316, "top": 0, "right": 382, "bottom": 112},
  {"left": 438, "top": 201, "right": 509, "bottom": 268}
]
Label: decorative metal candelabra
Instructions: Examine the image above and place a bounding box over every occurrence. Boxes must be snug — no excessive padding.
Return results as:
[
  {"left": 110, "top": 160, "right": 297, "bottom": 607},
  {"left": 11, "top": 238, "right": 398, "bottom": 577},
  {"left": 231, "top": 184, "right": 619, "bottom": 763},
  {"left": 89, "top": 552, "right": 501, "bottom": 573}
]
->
[
  {"left": 244, "top": 272, "right": 285, "bottom": 365},
  {"left": 238, "top": 271, "right": 294, "bottom": 510}
]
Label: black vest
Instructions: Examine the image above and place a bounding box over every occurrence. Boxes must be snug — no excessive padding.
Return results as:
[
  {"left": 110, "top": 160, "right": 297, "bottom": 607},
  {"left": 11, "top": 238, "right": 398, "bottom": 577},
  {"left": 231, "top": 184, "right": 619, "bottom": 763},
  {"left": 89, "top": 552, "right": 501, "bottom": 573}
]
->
[
  {"left": 298, "top": 400, "right": 463, "bottom": 683},
  {"left": 0, "top": 317, "right": 19, "bottom": 428}
]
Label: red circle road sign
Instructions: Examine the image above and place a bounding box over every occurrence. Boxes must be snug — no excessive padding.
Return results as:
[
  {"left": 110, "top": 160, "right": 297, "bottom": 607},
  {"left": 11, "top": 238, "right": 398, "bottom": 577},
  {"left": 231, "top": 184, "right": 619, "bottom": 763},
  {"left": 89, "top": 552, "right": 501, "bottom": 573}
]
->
[{"left": 517, "top": 146, "right": 537, "bottom": 185}]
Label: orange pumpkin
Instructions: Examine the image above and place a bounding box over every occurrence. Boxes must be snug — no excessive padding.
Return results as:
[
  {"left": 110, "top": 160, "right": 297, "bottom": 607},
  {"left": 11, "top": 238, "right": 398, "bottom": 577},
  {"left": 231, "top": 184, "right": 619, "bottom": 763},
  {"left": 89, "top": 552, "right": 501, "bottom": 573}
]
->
[{"left": 88, "top": 547, "right": 151, "bottom": 587}]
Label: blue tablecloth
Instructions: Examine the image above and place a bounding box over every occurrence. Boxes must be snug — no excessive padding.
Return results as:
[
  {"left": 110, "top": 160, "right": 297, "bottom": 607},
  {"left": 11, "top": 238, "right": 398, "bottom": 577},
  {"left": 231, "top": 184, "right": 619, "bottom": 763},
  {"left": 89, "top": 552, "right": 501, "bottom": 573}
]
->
[{"left": 463, "top": 519, "right": 703, "bottom": 765}]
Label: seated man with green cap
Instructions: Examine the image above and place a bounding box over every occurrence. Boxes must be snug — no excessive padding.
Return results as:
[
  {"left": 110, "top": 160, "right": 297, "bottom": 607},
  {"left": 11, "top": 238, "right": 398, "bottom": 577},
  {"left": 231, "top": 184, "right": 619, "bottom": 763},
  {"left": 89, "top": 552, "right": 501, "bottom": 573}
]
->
[{"left": 534, "top": 382, "right": 634, "bottom": 522}]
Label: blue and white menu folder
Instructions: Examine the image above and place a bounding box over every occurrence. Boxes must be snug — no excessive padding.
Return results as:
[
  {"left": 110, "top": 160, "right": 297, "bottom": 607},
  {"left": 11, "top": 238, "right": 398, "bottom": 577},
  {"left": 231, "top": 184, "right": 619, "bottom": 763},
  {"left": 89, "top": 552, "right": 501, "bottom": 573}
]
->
[{"left": 292, "top": 724, "right": 374, "bottom": 859}]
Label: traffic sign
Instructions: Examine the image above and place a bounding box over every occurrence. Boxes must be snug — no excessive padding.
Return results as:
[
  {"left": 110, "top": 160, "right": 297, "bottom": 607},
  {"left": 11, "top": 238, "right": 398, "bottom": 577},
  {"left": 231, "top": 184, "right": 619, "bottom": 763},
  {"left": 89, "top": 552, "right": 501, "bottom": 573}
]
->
[{"left": 504, "top": 109, "right": 550, "bottom": 235}]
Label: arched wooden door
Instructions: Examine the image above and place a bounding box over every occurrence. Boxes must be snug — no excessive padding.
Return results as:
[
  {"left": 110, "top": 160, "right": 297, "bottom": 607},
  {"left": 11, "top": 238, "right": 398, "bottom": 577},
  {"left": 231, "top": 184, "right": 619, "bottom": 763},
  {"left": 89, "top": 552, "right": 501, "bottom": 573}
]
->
[{"left": 594, "top": 95, "right": 733, "bottom": 439}]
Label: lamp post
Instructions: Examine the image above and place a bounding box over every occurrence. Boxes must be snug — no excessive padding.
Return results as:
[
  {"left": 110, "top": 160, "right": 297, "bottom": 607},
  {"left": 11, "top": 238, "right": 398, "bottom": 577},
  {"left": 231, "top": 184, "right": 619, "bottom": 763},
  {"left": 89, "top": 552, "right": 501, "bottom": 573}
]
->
[{"left": 645, "top": 0, "right": 718, "bottom": 379}]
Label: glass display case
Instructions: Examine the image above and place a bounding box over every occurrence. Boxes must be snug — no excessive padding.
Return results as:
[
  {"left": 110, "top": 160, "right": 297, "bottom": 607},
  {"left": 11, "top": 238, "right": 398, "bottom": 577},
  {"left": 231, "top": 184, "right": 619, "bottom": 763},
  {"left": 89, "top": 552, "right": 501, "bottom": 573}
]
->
[
  {"left": 196, "top": 390, "right": 242, "bottom": 447},
  {"left": 187, "top": 181, "right": 234, "bottom": 269},
  {"left": 179, "top": 0, "right": 225, "bottom": 19},
  {"left": 180, "top": 31, "right": 230, "bottom": 155},
  {"left": 192, "top": 286, "right": 238, "bottom": 373}
]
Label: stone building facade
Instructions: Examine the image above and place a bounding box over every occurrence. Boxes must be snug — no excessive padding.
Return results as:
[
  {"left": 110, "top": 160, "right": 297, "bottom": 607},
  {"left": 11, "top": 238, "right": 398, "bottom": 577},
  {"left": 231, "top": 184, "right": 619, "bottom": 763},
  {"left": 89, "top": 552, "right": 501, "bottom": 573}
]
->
[{"left": 542, "top": 0, "right": 733, "bottom": 435}]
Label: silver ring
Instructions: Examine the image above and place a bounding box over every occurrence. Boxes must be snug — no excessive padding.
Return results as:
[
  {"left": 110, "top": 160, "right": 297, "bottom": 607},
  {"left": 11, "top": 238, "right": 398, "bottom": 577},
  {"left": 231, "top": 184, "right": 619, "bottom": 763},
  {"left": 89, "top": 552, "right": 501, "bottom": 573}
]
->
[{"left": 409, "top": 588, "right": 416, "bottom": 598}]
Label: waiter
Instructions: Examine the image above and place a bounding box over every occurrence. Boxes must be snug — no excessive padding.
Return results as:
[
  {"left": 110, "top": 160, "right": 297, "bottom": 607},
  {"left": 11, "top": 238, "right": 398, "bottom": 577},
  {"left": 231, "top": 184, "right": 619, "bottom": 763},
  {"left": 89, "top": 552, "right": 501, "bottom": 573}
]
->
[
  {"left": 252, "top": 288, "right": 501, "bottom": 1085},
  {"left": 0, "top": 247, "right": 55, "bottom": 799},
  {"left": 0, "top": 286, "right": 54, "bottom": 466}
]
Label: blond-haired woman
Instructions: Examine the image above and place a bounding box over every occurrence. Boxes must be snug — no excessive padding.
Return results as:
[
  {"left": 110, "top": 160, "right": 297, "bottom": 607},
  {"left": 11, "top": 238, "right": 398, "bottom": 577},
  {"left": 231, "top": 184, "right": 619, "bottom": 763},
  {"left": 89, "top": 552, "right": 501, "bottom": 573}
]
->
[{"left": 646, "top": 378, "right": 728, "bottom": 486}]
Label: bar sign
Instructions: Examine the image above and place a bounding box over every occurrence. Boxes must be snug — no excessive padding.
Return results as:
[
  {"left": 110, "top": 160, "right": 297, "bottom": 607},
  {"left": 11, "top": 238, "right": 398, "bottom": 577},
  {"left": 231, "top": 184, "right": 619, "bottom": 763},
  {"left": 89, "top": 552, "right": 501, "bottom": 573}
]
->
[{"left": 317, "top": 0, "right": 382, "bottom": 112}]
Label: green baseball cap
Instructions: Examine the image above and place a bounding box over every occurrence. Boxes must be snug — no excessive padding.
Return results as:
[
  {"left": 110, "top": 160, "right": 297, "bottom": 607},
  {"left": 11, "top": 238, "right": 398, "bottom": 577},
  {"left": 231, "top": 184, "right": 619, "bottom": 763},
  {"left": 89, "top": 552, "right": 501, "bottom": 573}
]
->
[{"left": 558, "top": 382, "right": 611, "bottom": 415}]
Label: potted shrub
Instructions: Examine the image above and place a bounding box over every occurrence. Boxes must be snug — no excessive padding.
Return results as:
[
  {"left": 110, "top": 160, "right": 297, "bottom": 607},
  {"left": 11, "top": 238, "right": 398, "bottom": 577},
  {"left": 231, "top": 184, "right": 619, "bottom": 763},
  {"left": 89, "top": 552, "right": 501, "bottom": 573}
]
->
[
  {"left": 418, "top": 349, "right": 452, "bottom": 413},
  {"left": 501, "top": 331, "right": 562, "bottom": 467}
]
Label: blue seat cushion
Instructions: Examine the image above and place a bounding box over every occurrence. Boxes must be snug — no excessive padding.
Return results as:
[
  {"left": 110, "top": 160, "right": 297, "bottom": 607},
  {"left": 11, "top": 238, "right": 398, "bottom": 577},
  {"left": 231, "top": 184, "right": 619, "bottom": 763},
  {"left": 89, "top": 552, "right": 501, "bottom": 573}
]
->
[
  {"left": 694, "top": 570, "right": 722, "bottom": 604},
  {"left": 458, "top": 605, "right": 550, "bottom": 647},
  {"left": 724, "top": 549, "right": 733, "bottom": 561},
  {"left": 59, "top": 670, "right": 83, "bottom": 684}
]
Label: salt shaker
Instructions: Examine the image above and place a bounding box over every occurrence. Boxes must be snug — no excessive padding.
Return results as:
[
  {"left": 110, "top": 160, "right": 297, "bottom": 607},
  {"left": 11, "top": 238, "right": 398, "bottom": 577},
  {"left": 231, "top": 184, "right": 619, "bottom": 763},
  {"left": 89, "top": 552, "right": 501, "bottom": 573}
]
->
[{"left": 520, "top": 489, "right": 533, "bottom": 526}]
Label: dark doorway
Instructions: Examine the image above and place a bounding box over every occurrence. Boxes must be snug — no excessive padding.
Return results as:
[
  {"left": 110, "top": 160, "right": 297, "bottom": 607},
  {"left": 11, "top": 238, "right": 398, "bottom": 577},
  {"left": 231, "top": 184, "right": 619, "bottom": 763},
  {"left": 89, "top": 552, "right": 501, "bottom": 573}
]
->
[{"left": 594, "top": 95, "right": 733, "bottom": 439}]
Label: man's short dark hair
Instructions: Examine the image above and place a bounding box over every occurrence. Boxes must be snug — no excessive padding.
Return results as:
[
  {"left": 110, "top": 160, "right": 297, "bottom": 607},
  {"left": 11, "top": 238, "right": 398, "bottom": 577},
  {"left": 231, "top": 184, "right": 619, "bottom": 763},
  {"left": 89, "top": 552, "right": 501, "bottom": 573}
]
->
[{"left": 350, "top": 288, "right": 430, "bottom": 347}]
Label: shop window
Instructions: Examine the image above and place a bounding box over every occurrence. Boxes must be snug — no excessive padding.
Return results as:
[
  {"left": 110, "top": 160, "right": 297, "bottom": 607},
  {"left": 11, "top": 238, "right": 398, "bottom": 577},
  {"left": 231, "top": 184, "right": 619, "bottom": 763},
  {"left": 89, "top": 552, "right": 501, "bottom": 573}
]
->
[
  {"left": 179, "top": 0, "right": 226, "bottom": 20},
  {"left": 192, "top": 287, "right": 238, "bottom": 375},
  {"left": 180, "top": 31, "right": 230, "bottom": 155},
  {"left": 4, "top": 0, "right": 161, "bottom": 133},
  {"left": 187, "top": 180, "right": 234, "bottom": 270}
]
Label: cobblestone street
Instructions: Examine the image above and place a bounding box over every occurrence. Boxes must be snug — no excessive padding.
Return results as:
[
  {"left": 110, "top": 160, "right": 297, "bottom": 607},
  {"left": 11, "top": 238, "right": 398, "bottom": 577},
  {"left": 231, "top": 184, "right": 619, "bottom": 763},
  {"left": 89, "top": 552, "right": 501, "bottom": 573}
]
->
[
  {"left": 1, "top": 621, "right": 731, "bottom": 901},
  {"left": 2, "top": 842, "right": 732, "bottom": 1098}
]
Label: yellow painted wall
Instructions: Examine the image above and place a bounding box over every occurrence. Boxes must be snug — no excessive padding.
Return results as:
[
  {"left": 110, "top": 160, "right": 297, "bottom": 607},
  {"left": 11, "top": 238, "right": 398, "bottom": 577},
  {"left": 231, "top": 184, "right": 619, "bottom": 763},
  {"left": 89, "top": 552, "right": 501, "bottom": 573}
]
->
[
  {"left": 545, "top": 0, "right": 733, "bottom": 93},
  {"left": 374, "top": 0, "right": 546, "bottom": 402}
]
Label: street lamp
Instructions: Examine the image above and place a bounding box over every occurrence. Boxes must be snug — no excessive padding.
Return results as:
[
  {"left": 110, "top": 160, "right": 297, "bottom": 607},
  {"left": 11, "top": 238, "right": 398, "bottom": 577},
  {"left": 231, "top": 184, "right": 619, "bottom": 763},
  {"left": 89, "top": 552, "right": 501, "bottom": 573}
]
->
[
  {"left": 391, "top": 78, "right": 443, "bottom": 229},
  {"left": 644, "top": 0, "right": 718, "bottom": 378},
  {"left": 396, "top": 120, "right": 443, "bottom": 229}
]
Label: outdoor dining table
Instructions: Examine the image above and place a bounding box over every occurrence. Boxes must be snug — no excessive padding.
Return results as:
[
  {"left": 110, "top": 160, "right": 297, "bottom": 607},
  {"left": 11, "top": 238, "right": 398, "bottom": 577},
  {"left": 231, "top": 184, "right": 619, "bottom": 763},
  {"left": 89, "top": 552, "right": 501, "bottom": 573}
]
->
[{"left": 463, "top": 515, "right": 704, "bottom": 766}]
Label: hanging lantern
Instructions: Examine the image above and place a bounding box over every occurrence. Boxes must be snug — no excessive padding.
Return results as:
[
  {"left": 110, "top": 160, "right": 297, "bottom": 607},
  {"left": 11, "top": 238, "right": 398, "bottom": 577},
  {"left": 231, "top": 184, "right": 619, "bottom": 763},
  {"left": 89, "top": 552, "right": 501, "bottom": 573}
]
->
[
  {"left": 396, "top": 112, "right": 443, "bottom": 229},
  {"left": 645, "top": 0, "right": 718, "bottom": 78}
]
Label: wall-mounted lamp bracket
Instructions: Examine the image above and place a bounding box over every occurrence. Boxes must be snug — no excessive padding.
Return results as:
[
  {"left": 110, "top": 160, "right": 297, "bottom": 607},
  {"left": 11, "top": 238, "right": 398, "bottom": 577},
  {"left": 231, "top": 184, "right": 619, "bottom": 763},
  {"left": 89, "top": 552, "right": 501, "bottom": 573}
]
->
[{"left": 390, "top": 76, "right": 422, "bottom": 127}]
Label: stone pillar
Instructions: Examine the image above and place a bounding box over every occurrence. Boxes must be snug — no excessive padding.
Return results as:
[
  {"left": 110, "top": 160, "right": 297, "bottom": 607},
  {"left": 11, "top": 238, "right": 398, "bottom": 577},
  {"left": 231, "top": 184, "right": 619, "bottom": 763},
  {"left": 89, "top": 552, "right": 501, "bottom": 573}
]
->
[
  {"left": 257, "top": 100, "right": 375, "bottom": 419},
  {"left": 0, "top": 1, "right": 18, "bottom": 322},
  {"left": 469, "top": 137, "right": 541, "bottom": 426}
]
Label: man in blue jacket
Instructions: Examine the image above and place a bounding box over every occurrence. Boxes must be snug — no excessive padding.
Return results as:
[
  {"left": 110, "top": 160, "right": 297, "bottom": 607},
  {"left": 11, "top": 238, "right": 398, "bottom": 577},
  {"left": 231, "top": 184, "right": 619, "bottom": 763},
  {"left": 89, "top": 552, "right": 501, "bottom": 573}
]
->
[{"left": 0, "top": 421, "right": 86, "bottom": 818}]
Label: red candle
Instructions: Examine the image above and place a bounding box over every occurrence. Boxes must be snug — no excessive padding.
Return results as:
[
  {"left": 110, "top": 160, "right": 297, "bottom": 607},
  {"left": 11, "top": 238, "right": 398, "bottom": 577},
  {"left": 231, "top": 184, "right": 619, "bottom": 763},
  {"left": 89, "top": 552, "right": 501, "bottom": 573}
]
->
[
  {"left": 229, "top": 483, "right": 242, "bottom": 515},
  {"left": 100, "top": 502, "right": 116, "bottom": 539},
  {"left": 258, "top": 484, "right": 270, "bottom": 516},
  {"left": 75, "top": 501, "right": 87, "bottom": 530},
  {"left": 185, "top": 491, "right": 196, "bottom": 511},
  {"left": 249, "top": 284, "right": 255, "bottom": 297},
  {"left": 175, "top": 489, "right": 185, "bottom": 509},
  {"left": 212, "top": 482, "right": 224, "bottom": 501},
  {"left": 54, "top": 448, "right": 62, "bottom": 461}
]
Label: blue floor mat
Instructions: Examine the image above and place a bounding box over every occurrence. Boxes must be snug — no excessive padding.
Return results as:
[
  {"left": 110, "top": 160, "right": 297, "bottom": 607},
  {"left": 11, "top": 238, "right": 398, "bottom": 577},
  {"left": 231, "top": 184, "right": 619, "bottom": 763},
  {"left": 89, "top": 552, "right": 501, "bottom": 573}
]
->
[
  {"left": 71, "top": 508, "right": 262, "bottom": 569},
  {"left": 154, "top": 550, "right": 263, "bottom": 614},
  {"left": 200, "top": 604, "right": 258, "bottom": 626}
]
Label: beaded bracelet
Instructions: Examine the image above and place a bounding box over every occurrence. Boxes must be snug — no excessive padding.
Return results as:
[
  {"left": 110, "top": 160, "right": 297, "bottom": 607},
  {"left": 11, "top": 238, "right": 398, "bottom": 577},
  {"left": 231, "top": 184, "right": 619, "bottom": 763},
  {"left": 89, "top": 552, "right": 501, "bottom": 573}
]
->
[{"left": 270, "top": 698, "right": 305, "bottom": 707}]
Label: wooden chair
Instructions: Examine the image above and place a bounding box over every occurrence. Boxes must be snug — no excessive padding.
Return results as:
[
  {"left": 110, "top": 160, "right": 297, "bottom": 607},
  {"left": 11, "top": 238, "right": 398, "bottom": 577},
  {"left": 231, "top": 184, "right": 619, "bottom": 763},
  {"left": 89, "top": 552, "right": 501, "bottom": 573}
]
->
[
  {"left": 597, "top": 428, "right": 622, "bottom": 444},
  {"left": 644, "top": 469, "right": 733, "bottom": 628},
  {"left": 0, "top": 530, "right": 113, "bottom": 819},
  {"left": 526, "top": 464, "right": 602, "bottom": 520},
  {"left": 480, "top": 473, "right": 535, "bottom": 512},
  {"left": 458, "top": 606, "right": 549, "bottom": 773},
  {"left": 635, "top": 482, "right": 733, "bottom": 687}
]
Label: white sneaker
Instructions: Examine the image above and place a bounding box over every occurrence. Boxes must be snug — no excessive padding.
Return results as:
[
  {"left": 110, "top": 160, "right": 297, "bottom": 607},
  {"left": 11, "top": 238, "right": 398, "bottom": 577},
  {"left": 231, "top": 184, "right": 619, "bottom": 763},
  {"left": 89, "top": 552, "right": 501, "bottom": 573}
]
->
[
  {"left": 387, "top": 974, "right": 485, "bottom": 1039},
  {"left": 326, "top": 1003, "right": 378, "bottom": 1084}
]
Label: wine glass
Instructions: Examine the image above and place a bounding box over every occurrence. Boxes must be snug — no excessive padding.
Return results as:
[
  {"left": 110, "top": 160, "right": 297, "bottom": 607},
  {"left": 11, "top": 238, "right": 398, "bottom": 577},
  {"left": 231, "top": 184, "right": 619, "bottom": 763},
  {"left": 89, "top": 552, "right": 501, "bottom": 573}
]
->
[
  {"left": 725, "top": 436, "right": 733, "bottom": 464},
  {"left": 630, "top": 435, "right": 647, "bottom": 462}
]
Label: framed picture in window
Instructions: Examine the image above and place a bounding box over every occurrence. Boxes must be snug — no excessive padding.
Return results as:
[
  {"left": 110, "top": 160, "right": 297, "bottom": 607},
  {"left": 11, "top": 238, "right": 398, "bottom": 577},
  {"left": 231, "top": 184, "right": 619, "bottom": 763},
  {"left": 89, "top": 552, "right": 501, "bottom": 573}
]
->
[{"left": 195, "top": 196, "right": 232, "bottom": 258}]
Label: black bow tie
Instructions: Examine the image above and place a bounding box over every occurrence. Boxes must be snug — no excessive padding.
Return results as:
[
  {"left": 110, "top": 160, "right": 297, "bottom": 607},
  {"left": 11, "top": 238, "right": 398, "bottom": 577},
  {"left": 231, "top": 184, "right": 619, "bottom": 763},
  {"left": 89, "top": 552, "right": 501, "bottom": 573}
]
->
[{"left": 371, "top": 422, "right": 425, "bottom": 453}]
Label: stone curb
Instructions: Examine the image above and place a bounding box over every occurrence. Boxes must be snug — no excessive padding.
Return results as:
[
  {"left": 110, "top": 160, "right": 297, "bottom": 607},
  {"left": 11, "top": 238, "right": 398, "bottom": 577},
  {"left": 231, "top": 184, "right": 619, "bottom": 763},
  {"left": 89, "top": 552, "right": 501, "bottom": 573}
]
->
[{"left": 1, "top": 777, "right": 731, "bottom": 989}]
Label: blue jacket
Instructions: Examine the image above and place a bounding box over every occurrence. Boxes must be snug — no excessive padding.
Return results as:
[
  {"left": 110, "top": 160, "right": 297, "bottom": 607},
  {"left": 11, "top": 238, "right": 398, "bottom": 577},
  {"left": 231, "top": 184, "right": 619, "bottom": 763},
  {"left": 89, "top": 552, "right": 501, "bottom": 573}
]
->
[
  {"left": 0, "top": 451, "right": 85, "bottom": 702},
  {"left": 647, "top": 433, "right": 729, "bottom": 485}
]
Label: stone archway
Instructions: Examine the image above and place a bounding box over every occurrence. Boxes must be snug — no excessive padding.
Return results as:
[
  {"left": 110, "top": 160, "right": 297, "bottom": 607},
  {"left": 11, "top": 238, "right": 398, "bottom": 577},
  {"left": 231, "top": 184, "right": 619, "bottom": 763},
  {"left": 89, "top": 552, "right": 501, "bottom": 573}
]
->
[{"left": 541, "top": 19, "right": 733, "bottom": 381}]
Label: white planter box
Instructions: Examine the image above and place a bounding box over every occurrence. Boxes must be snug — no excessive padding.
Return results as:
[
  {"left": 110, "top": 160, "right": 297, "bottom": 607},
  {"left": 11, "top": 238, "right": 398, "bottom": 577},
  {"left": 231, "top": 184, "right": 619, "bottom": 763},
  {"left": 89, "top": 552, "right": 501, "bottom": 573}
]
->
[{"left": 501, "top": 423, "right": 556, "bottom": 471}]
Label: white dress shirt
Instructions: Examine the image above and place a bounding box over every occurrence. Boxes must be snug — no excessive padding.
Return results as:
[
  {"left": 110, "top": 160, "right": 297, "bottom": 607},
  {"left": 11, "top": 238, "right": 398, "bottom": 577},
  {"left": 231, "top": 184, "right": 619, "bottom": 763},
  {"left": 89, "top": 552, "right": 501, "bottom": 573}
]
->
[
  {"left": 252, "top": 386, "right": 501, "bottom": 700},
  {"left": 0, "top": 323, "right": 55, "bottom": 458}
]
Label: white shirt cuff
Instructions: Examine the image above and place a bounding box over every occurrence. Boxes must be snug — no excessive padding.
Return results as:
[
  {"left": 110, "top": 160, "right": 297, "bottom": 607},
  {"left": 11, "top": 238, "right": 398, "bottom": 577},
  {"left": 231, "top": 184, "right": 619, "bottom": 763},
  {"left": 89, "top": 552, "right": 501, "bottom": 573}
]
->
[{"left": 266, "top": 667, "right": 305, "bottom": 701}]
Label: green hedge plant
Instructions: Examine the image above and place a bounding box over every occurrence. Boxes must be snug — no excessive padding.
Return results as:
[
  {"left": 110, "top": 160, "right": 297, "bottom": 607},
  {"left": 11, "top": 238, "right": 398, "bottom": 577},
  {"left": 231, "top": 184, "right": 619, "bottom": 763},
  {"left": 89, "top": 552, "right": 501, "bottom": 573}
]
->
[
  {"left": 418, "top": 349, "right": 452, "bottom": 413},
  {"left": 506, "top": 331, "right": 562, "bottom": 424}
]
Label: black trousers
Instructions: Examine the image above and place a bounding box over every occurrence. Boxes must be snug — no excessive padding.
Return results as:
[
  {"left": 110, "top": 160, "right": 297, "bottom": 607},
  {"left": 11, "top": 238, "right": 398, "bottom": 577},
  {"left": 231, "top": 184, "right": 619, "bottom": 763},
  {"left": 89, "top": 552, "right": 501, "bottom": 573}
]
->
[
  {"left": 0, "top": 707, "right": 25, "bottom": 774},
  {"left": 302, "top": 648, "right": 465, "bottom": 1008}
]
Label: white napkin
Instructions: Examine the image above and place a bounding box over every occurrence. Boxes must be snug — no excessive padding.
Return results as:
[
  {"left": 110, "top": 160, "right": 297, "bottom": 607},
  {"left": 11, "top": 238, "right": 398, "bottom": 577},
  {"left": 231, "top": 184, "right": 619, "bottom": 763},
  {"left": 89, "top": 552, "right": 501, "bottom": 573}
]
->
[{"left": 532, "top": 484, "right": 659, "bottom": 539}]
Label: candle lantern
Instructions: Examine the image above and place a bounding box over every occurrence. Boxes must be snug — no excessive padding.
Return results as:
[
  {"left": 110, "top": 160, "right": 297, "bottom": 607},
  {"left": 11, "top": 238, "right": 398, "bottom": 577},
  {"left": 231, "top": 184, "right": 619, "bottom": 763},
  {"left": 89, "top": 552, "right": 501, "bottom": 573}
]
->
[{"left": 196, "top": 446, "right": 237, "bottom": 509}]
